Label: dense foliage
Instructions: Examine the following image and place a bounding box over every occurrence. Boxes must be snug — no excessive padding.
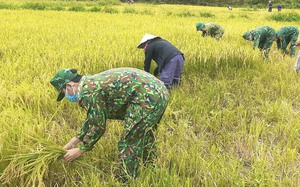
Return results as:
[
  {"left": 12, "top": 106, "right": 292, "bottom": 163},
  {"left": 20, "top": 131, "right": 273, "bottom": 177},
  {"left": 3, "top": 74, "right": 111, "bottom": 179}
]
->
[{"left": 135, "top": 0, "right": 300, "bottom": 8}]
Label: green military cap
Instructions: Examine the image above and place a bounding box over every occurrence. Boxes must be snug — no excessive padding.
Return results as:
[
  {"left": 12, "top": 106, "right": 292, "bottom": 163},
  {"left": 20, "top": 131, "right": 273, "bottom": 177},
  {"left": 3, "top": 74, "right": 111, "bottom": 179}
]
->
[
  {"left": 50, "top": 69, "right": 78, "bottom": 101},
  {"left": 196, "top": 22, "right": 205, "bottom": 31},
  {"left": 242, "top": 31, "right": 251, "bottom": 39}
]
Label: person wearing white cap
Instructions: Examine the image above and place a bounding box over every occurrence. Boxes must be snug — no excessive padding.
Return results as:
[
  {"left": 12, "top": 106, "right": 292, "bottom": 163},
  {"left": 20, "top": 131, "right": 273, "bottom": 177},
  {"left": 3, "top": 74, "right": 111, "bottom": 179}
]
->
[{"left": 137, "top": 34, "right": 184, "bottom": 90}]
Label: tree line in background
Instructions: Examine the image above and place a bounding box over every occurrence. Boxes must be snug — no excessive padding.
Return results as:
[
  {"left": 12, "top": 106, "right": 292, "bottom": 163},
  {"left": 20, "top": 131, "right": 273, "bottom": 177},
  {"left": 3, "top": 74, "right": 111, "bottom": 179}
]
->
[
  {"left": 1, "top": 0, "right": 299, "bottom": 9},
  {"left": 131, "top": 0, "right": 300, "bottom": 8}
]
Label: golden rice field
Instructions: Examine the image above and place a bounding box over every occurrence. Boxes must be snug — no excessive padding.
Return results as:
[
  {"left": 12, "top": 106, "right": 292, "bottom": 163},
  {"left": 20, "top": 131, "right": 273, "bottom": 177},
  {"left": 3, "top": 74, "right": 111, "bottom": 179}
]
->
[{"left": 0, "top": 1, "right": 300, "bottom": 186}]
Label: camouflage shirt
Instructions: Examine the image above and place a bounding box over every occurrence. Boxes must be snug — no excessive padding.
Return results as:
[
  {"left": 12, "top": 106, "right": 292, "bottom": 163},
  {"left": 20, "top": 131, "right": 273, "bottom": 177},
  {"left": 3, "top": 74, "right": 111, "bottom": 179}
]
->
[
  {"left": 202, "top": 23, "right": 224, "bottom": 40},
  {"left": 276, "top": 26, "right": 299, "bottom": 50},
  {"left": 250, "top": 26, "right": 275, "bottom": 49},
  {"left": 76, "top": 68, "right": 169, "bottom": 151}
]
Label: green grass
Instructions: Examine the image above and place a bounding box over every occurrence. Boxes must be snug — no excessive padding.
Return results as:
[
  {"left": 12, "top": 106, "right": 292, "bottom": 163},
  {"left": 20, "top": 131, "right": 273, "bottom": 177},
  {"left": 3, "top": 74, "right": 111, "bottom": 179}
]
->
[
  {"left": 268, "top": 12, "right": 300, "bottom": 22},
  {"left": 0, "top": 1, "right": 300, "bottom": 186}
]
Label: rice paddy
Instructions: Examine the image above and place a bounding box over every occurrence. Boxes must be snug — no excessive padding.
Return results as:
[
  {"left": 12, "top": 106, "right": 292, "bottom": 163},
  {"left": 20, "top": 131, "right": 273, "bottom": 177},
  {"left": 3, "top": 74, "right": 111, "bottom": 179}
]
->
[{"left": 0, "top": 1, "right": 300, "bottom": 186}]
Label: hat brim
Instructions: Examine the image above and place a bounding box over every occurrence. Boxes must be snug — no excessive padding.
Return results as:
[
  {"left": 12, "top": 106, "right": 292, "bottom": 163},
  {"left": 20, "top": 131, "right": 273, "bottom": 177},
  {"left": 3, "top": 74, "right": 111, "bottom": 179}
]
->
[
  {"left": 137, "top": 42, "right": 147, "bottom": 49},
  {"left": 137, "top": 38, "right": 160, "bottom": 48},
  {"left": 137, "top": 35, "right": 161, "bottom": 48},
  {"left": 57, "top": 91, "right": 65, "bottom": 101}
]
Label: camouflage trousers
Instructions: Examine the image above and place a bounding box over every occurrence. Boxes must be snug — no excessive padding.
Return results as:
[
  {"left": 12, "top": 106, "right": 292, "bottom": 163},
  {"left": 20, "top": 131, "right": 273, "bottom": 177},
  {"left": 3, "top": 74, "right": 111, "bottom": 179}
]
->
[
  {"left": 286, "top": 32, "right": 299, "bottom": 56},
  {"left": 117, "top": 88, "right": 169, "bottom": 180},
  {"left": 258, "top": 39, "right": 274, "bottom": 58},
  {"left": 211, "top": 29, "right": 224, "bottom": 40}
]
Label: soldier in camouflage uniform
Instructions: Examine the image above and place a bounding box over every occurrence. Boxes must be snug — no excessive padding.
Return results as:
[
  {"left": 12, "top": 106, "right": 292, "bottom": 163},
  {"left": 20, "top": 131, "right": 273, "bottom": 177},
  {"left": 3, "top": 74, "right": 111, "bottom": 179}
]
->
[
  {"left": 242, "top": 26, "right": 276, "bottom": 58},
  {"left": 274, "top": 26, "right": 299, "bottom": 56},
  {"left": 50, "top": 68, "right": 169, "bottom": 180},
  {"left": 196, "top": 22, "right": 225, "bottom": 41}
]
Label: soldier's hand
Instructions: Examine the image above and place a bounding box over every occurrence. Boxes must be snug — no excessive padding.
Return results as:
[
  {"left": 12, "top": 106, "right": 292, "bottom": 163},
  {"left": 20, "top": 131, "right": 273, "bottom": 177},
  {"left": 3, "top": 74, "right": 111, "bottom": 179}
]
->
[
  {"left": 63, "top": 148, "right": 84, "bottom": 162},
  {"left": 63, "top": 137, "right": 81, "bottom": 150}
]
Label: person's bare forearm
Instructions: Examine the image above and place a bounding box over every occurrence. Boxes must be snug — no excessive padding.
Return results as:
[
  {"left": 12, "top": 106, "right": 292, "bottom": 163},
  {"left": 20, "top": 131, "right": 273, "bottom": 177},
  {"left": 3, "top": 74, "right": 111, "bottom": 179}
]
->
[{"left": 63, "top": 137, "right": 81, "bottom": 150}]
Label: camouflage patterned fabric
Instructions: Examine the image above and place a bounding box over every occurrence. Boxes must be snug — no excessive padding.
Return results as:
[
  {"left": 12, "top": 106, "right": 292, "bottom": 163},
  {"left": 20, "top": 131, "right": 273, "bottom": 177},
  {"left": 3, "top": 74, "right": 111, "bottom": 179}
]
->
[
  {"left": 75, "top": 68, "right": 169, "bottom": 179},
  {"left": 276, "top": 26, "right": 299, "bottom": 56},
  {"left": 249, "top": 26, "right": 275, "bottom": 58},
  {"left": 201, "top": 23, "right": 224, "bottom": 40}
]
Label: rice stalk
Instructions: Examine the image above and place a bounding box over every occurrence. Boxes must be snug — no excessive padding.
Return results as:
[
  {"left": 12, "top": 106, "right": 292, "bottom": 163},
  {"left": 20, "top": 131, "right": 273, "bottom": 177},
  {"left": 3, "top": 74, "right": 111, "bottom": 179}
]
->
[
  {"left": 0, "top": 137, "right": 66, "bottom": 186},
  {"left": 1, "top": 133, "right": 111, "bottom": 186}
]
